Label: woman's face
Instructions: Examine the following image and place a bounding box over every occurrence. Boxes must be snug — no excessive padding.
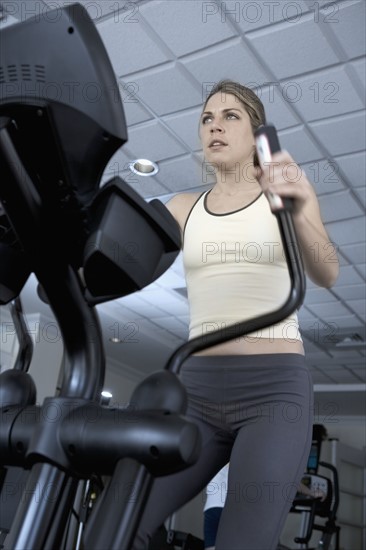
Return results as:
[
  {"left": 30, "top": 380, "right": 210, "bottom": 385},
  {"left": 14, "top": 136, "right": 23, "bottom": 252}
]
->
[{"left": 199, "top": 92, "right": 256, "bottom": 169}]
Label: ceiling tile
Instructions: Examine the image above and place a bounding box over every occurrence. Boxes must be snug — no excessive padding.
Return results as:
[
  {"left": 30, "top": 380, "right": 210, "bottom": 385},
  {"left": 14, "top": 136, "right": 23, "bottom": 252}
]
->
[
  {"left": 278, "top": 127, "right": 322, "bottom": 163},
  {"left": 340, "top": 243, "right": 366, "bottom": 265},
  {"left": 297, "top": 307, "right": 320, "bottom": 322},
  {"left": 335, "top": 265, "right": 365, "bottom": 286},
  {"left": 140, "top": 0, "right": 236, "bottom": 58},
  {"left": 304, "top": 349, "right": 333, "bottom": 363},
  {"left": 97, "top": 12, "right": 171, "bottom": 77},
  {"left": 119, "top": 82, "right": 154, "bottom": 126},
  {"left": 333, "top": 151, "right": 366, "bottom": 189},
  {"left": 326, "top": 352, "right": 366, "bottom": 364},
  {"left": 119, "top": 169, "right": 169, "bottom": 199},
  {"left": 346, "top": 299, "right": 366, "bottom": 319},
  {"left": 325, "top": 0, "right": 366, "bottom": 59},
  {"left": 104, "top": 146, "right": 135, "bottom": 176},
  {"left": 153, "top": 155, "right": 210, "bottom": 194},
  {"left": 310, "top": 369, "right": 337, "bottom": 384},
  {"left": 300, "top": 159, "right": 345, "bottom": 195},
  {"left": 154, "top": 266, "right": 186, "bottom": 289},
  {"left": 333, "top": 284, "right": 366, "bottom": 302},
  {"left": 126, "top": 64, "right": 202, "bottom": 116},
  {"left": 302, "top": 339, "right": 325, "bottom": 353},
  {"left": 321, "top": 368, "right": 362, "bottom": 384},
  {"left": 325, "top": 217, "right": 365, "bottom": 246},
  {"left": 118, "top": 292, "right": 171, "bottom": 318},
  {"left": 282, "top": 66, "right": 364, "bottom": 122},
  {"left": 355, "top": 263, "right": 366, "bottom": 279},
  {"left": 353, "top": 187, "right": 366, "bottom": 208},
  {"left": 307, "top": 301, "right": 355, "bottom": 318},
  {"left": 183, "top": 39, "right": 267, "bottom": 91},
  {"left": 324, "top": 315, "right": 363, "bottom": 329},
  {"left": 317, "top": 190, "right": 364, "bottom": 223},
  {"left": 221, "top": 0, "right": 311, "bottom": 34},
  {"left": 258, "top": 85, "right": 299, "bottom": 130},
  {"left": 170, "top": 253, "right": 185, "bottom": 277},
  {"left": 350, "top": 58, "right": 366, "bottom": 91},
  {"left": 309, "top": 111, "right": 366, "bottom": 156},
  {"left": 163, "top": 107, "right": 203, "bottom": 152},
  {"left": 152, "top": 316, "right": 188, "bottom": 334},
  {"left": 125, "top": 120, "right": 186, "bottom": 161},
  {"left": 304, "top": 287, "right": 339, "bottom": 305},
  {"left": 349, "top": 366, "right": 366, "bottom": 382},
  {"left": 139, "top": 289, "right": 189, "bottom": 316},
  {"left": 247, "top": 14, "right": 339, "bottom": 80},
  {"left": 101, "top": 300, "right": 141, "bottom": 323},
  {"left": 317, "top": 0, "right": 345, "bottom": 6},
  {"left": 336, "top": 252, "right": 351, "bottom": 267}
]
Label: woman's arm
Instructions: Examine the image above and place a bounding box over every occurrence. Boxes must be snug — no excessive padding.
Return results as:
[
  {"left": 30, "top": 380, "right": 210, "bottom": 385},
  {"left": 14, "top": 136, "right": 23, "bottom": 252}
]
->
[
  {"left": 259, "top": 151, "right": 339, "bottom": 288},
  {"left": 298, "top": 481, "right": 326, "bottom": 501}
]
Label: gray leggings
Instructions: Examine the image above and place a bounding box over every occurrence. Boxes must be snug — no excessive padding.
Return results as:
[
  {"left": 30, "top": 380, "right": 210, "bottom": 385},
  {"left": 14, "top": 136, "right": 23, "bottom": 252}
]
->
[{"left": 133, "top": 353, "right": 313, "bottom": 550}]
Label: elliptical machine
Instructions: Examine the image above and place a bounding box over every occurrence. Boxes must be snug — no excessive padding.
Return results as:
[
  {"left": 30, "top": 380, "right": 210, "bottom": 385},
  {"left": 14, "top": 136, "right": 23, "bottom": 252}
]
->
[{"left": 0, "top": 5, "right": 305, "bottom": 549}]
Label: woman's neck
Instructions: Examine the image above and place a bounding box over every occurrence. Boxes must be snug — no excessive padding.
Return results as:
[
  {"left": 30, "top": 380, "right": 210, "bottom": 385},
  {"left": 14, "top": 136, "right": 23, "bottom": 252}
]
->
[
  {"left": 212, "top": 176, "right": 262, "bottom": 197},
  {"left": 211, "top": 160, "right": 261, "bottom": 196}
]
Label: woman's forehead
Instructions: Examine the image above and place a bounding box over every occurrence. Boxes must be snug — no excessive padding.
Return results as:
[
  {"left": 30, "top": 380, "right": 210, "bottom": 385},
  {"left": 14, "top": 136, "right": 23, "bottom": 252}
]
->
[{"left": 204, "top": 92, "right": 244, "bottom": 112}]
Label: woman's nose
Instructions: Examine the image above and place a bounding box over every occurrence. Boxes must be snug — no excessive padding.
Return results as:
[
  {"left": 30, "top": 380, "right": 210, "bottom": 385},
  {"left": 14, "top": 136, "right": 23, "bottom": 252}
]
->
[{"left": 210, "top": 123, "right": 223, "bottom": 133}]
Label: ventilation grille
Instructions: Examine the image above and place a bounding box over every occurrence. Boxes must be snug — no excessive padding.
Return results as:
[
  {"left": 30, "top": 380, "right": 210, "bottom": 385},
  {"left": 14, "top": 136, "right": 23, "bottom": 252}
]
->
[
  {"left": 303, "top": 327, "right": 366, "bottom": 350},
  {"left": 0, "top": 64, "right": 46, "bottom": 84},
  {"left": 334, "top": 333, "right": 365, "bottom": 349}
]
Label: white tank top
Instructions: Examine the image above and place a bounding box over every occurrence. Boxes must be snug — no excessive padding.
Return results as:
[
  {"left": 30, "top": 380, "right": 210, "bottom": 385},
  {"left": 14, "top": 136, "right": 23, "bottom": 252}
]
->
[{"left": 183, "top": 190, "right": 302, "bottom": 342}]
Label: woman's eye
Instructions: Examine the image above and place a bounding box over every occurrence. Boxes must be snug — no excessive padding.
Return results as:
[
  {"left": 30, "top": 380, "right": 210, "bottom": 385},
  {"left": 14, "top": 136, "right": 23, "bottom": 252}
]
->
[{"left": 201, "top": 113, "right": 238, "bottom": 124}]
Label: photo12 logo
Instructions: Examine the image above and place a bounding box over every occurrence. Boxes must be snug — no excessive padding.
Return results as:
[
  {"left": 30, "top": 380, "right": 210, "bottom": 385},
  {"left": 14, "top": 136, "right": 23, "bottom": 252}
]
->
[
  {"left": 202, "top": 2, "right": 339, "bottom": 25},
  {"left": 1, "top": 1, "right": 140, "bottom": 24}
]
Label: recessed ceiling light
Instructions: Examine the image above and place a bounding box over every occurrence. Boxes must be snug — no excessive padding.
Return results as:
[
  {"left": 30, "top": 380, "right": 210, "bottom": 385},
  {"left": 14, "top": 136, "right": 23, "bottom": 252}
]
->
[
  {"left": 129, "top": 158, "right": 159, "bottom": 176},
  {"left": 101, "top": 390, "right": 113, "bottom": 406}
]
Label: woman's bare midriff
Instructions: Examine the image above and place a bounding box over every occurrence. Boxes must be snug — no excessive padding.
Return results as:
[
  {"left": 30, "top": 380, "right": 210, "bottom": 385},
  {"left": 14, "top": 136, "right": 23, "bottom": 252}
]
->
[{"left": 194, "top": 337, "right": 305, "bottom": 356}]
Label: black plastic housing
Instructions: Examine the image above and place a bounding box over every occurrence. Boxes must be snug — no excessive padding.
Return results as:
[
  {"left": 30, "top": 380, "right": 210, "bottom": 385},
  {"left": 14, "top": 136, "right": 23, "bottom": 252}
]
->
[
  {"left": 0, "top": 3, "right": 127, "bottom": 303},
  {"left": 83, "top": 177, "right": 181, "bottom": 303}
]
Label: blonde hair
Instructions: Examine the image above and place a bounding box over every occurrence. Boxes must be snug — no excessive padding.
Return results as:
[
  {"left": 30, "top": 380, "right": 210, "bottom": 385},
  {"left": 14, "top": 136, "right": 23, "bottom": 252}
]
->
[{"left": 202, "top": 80, "right": 266, "bottom": 166}]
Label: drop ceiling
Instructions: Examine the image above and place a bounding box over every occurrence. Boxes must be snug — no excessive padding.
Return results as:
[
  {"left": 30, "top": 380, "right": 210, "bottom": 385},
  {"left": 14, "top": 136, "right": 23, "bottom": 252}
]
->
[{"left": 0, "top": 0, "right": 365, "bottom": 416}]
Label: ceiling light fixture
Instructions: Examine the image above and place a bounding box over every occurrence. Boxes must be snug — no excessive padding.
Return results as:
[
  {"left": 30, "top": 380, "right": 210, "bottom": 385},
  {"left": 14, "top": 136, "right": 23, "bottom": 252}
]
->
[
  {"left": 101, "top": 390, "right": 112, "bottom": 406},
  {"left": 129, "top": 158, "right": 159, "bottom": 176}
]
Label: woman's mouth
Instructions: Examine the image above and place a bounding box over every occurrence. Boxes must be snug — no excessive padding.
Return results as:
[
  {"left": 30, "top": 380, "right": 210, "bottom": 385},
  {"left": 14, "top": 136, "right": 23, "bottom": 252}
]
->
[{"left": 209, "top": 140, "right": 227, "bottom": 149}]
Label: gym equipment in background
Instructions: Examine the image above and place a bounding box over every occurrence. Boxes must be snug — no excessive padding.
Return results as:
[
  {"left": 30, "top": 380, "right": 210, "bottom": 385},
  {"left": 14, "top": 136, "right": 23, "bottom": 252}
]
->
[{"left": 289, "top": 425, "right": 340, "bottom": 550}]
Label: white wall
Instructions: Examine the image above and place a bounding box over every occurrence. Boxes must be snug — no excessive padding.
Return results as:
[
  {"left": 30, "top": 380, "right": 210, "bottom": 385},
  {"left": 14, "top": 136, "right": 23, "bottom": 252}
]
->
[{"left": 322, "top": 415, "right": 366, "bottom": 450}]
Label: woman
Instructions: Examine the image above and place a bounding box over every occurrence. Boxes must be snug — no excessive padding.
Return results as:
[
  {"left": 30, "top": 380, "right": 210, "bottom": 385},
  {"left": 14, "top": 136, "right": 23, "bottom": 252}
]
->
[{"left": 135, "top": 80, "right": 338, "bottom": 550}]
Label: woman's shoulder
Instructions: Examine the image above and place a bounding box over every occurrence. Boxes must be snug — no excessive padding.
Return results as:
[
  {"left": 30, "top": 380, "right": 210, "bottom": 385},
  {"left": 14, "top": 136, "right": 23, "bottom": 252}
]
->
[
  {"left": 166, "top": 191, "right": 204, "bottom": 211},
  {"left": 165, "top": 191, "right": 205, "bottom": 231}
]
